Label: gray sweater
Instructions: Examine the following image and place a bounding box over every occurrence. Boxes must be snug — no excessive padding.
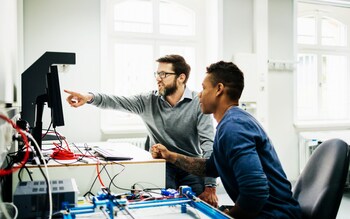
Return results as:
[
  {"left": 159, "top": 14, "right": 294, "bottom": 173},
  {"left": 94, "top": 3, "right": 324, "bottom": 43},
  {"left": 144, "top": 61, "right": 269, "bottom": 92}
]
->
[{"left": 91, "top": 87, "right": 216, "bottom": 184}]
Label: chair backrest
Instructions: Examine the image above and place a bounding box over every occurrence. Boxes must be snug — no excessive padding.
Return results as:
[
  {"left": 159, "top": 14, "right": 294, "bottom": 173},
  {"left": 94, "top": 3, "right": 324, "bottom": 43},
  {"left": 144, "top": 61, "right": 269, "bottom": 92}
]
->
[{"left": 292, "top": 138, "right": 350, "bottom": 219}]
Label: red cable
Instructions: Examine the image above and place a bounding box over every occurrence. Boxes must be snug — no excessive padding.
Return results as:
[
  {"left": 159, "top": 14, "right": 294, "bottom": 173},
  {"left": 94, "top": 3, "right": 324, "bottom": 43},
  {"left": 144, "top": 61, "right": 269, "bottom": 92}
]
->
[
  {"left": 96, "top": 161, "right": 106, "bottom": 188},
  {"left": 50, "top": 141, "right": 76, "bottom": 160},
  {"left": 50, "top": 142, "right": 98, "bottom": 160},
  {"left": 46, "top": 130, "right": 71, "bottom": 151},
  {"left": 1, "top": 114, "right": 108, "bottom": 193},
  {"left": 50, "top": 148, "right": 76, "bottom": 160},
  {"left": 0, "top": 114, "right": 30, "bottom": 176}
]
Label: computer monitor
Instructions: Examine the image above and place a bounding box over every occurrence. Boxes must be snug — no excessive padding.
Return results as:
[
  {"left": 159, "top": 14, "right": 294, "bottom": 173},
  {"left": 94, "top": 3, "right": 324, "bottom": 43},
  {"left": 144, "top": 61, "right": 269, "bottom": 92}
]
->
[
  {"left": 21, "top": 52, "right": 75, "bottom": 154},
  {"left": 47, "top": 65, "right": 64, "bottom": 128}
]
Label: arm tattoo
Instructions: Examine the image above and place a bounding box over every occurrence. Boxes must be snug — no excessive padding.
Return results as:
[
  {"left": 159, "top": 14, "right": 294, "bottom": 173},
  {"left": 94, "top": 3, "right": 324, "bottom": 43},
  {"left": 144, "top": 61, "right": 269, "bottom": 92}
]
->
[{"left": 174, "top": 154, "right": 207, "bottom": 176}]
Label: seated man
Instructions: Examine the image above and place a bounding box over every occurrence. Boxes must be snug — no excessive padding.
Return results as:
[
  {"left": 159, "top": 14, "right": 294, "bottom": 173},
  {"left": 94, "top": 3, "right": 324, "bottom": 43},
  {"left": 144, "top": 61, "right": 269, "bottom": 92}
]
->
[
  {"left": 65, "top": 54, "right": 218, "bottom": 207},
  {"left": 151, "top": 61, "right": 302, "bottom": 218}
]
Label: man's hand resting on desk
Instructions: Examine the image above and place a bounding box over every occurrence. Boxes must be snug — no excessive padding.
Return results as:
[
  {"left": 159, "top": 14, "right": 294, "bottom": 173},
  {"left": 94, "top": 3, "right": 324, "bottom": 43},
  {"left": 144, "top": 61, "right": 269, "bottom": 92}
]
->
[
  {"left": 64, "top": 90, "right": 94, "bottom": 108},
  {"left": 151, "top": 144, "right": 177, "bottom": 163},
  {"left": 199, "top": 187, "right": 218, "bottom": 208}
]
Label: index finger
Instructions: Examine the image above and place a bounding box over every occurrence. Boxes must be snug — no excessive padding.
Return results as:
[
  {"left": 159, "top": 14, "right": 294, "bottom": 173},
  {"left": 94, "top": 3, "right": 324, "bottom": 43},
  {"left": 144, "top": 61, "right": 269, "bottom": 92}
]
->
[{"left": 64, "top": 89, "right": 77, "bottom": 95}]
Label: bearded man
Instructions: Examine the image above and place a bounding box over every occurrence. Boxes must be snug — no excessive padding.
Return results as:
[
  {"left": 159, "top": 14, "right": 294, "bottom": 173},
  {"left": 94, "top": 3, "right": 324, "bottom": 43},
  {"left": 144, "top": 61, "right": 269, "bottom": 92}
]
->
[{"left": 65, "top": 54, "right": 218, "bottom": 207}]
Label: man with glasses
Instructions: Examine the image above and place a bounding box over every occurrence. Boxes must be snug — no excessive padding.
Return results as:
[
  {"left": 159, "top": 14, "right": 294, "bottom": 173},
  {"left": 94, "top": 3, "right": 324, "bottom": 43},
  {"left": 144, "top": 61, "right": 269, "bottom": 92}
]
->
[{"left": 64, "top": 54, "right": 218, "bottom": 207}]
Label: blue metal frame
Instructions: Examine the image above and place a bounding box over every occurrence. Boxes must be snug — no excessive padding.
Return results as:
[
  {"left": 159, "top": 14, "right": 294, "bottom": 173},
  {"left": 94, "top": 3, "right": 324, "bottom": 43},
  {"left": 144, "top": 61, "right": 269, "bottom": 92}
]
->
[{"left": 61, "top": 186, "right": 231, "bottom": 219}]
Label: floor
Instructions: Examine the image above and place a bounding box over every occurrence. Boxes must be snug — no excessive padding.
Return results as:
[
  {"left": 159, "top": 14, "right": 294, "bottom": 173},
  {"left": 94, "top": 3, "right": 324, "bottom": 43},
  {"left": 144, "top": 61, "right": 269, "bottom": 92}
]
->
[
  {"left": 216, "top": 186, "right": 350, "bottom": 219},
  {"left": 337, "top": 190, "right": 350, "bottom": 219}
]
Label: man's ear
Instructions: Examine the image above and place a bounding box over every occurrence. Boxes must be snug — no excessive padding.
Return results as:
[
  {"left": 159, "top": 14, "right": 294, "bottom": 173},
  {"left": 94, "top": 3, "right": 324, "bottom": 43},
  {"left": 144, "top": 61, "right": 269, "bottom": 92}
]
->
[
  {"left": 178, "top": 73, "right": 186, "bottom": 83},
  {"left": 216, "top": 83, "right": 224, "bottom": 97}
]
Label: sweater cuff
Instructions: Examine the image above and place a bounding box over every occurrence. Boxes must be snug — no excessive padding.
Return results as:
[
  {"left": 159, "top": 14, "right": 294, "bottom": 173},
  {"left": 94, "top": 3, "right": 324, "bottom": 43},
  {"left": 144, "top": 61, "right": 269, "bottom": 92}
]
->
[
  {"left": 86, "top": 92, "right": 95, "bottom": 104},
  {"left": 204, "top": 177, "right": 217, "bottom": 186}
]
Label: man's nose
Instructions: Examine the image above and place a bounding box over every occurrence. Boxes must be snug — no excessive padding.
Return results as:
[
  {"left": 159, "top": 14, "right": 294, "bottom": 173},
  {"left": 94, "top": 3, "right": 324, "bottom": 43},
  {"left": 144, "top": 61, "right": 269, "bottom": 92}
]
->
[{"left": 156, "top": 76, "right": 162, "bottom": 82}]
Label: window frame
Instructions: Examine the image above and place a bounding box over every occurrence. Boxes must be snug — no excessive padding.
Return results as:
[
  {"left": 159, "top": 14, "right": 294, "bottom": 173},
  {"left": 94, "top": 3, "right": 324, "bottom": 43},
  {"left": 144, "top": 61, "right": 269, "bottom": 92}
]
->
[
  {"left": 295, "top": 1, "right": 350, "bottom": 130},
  {"left": 100, "top": 0, "right": 219, "bottom": 135}
]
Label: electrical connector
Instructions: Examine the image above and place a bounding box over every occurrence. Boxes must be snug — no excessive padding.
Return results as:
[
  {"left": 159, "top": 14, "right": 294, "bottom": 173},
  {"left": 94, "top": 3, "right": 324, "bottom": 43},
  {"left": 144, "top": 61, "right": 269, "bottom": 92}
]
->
[{"left": 161, "top": 188, "right": 179, "bottom": 197}]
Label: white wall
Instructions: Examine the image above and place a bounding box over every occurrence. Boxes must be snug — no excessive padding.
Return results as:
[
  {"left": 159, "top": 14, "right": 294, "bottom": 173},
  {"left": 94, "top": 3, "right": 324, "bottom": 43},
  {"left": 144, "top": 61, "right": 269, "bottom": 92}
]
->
[
  {"left": 22, "top": 0, "right": 102, "bottom": 142},
  {"left": 268, "top": 0, "right": 298, "bottom": 180},
  {"left": 223, "top": 0, "right": 254, "bottom": 58},
  {"left": 222, "top": 0, "right": 298, "bottom": 180},
  {"left": 0, "top": 0, "right": 18, "bottom": 104}
]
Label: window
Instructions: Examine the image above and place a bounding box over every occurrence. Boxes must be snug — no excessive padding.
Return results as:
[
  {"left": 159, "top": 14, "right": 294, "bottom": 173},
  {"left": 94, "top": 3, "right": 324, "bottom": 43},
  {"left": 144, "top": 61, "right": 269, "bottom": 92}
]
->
[
  {"left": 101, "top": 0, "right": 219, "bottom": 133},
  {"left": 296, "top": 2, "right": 350, "bottom": 126},
  {"left": 113, "top": 0, "right": 153, "bottom": 33}
]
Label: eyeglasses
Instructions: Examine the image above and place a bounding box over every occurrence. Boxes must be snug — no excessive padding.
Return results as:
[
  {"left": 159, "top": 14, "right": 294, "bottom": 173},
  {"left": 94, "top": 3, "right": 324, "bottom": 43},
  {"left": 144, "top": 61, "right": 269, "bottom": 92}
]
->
[{"left": 154, "top": 71, "right": 177, "bottom": 79}]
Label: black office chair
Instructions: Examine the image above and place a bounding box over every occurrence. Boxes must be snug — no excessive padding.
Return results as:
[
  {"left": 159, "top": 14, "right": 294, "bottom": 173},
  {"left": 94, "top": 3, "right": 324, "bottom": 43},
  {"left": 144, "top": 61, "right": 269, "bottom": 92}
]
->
[{"left": 292, "top": 138, "right": 350, "bottom": 219}]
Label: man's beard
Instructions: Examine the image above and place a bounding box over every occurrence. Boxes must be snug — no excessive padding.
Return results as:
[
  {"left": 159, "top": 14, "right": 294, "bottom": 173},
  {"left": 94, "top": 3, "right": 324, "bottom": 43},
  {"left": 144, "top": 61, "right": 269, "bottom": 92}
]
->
[{"left": 159, "top": 79, "right": 178, "bottom": 97}]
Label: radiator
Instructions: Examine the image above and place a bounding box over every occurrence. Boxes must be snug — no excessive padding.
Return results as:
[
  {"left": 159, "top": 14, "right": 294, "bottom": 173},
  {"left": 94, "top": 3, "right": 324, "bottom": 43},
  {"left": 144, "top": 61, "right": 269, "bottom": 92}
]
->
[
  {"left": 299, "top": 130, "right": 350, "bottom": 188},
  {"left": 107, "top": 137, "right": 147, "bottom": 150}
]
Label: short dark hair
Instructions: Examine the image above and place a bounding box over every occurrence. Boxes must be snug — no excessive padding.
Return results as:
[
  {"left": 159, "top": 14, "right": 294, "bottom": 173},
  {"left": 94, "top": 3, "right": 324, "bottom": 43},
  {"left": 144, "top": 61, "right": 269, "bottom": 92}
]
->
[
  {"left": 206, "top": 61, "right": 244, "bottom": 101},
  {"left": 156, "top": 55, "right": 191, "bottom": 84}
]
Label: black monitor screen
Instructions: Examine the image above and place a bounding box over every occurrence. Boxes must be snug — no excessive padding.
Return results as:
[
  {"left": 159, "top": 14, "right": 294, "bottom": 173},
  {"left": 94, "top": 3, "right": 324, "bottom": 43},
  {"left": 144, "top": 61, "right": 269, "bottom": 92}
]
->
[
  {"left": 21, "top": 52, "right": 75, "bottom": 150},
  {"left": 47, "top": 65, "right": 64, "bottom": 128},
  {"left": 21, "top": 52, "right": 75, "bottom": 128}
]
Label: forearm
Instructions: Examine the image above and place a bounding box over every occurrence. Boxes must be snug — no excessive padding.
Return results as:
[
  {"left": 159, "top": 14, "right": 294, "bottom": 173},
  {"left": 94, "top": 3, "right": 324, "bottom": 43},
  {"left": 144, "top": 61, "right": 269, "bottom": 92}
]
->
[
  {"left": 173, "top": 154, "right": 207, "bottom": 177},
  {"left": 152, "top": 144, "right": 208, "bottom": 177},
  {"left": 91, "top": 92, "right": 144, "bottom": 113}
]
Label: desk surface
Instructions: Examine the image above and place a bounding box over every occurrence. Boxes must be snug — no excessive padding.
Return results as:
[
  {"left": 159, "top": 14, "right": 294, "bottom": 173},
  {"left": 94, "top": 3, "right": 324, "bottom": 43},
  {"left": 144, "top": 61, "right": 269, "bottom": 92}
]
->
[
  {"left": 12, "top": 142, "right": 166, "bottom": 196},
  {"left": 37, "top": 141, "right": 165, "bottom": 167}
]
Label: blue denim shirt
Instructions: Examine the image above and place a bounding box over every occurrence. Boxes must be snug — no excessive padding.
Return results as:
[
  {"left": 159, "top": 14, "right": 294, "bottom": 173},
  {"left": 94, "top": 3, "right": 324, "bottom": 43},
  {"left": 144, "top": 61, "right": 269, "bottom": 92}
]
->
[{"left": 206, "top": 106, "right": 301, "bottom": 218}]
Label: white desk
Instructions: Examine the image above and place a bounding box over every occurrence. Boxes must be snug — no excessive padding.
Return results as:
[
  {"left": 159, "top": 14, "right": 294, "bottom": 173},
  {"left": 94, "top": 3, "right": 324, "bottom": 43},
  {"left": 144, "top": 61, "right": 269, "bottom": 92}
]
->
[{"left": 12, "top": 142, "right": 165, "bottom": 196}]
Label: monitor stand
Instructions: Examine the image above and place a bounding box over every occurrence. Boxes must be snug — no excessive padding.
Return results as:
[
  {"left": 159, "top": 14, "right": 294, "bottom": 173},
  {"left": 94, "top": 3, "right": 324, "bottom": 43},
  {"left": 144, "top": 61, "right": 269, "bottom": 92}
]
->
[{"left": 31, "top": 94, "right": 47, "bottom": 164}]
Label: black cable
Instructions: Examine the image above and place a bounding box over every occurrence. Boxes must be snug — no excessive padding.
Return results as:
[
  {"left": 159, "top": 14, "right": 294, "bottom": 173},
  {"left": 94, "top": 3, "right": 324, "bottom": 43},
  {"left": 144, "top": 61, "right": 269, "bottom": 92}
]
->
[
  {"left": 53, "top": 127, "right": 63, "bottom": 145},
  {"left": 80, "top": 148, "right": 103, "bottom": 198},
  {"left": 104, "top": 163, "right": 133, "bottom": 192},
  {"left": 41, "top": 121, "right": 52, "bottom": 139},
  {"left": 71, "top": 144, "right": 92, "bottom": 162},
  {"left": 17, "top": 165, "right": 33, "bottom": 182},
  {"left": 83, "top": 163, "right": 108, "bottom": 197},
  {"left": 7, "top": 146, "right": 25, "bottom": 156},
  {"left": 50, "top": 158, "right": 80, "bottom": 165},
  {"left": 71, "top": 143, "right": 85, "bottom": 155},
  {"left": 131, "top": 182, "right": 163, "bottom": 198},
  {"left": 9, "top": 151, "right": 33, "bottom": 183},
  {"left": 132, "top": 181, "right": 163, "bottom": 191},
  {"left": 49, "top": 141, "right": 92, "bottom": 165}
]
